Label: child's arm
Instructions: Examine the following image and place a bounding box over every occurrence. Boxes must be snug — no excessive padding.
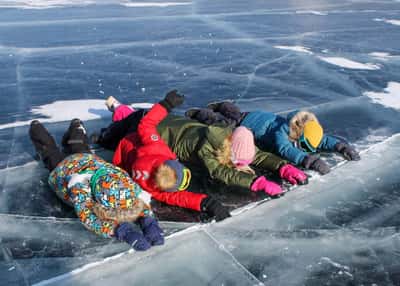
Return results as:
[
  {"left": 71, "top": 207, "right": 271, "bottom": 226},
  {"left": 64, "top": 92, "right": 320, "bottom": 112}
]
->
[
  {"left": 138, "top": 90, "right": 184, "bottom": 146},
  {"left": 137, "top": 103, "right": 169, "bottom": 146},
  {"left": 198, "top": 142, "right": 257, "bottom": 189},
  {"left": 151, "top": 189, "right": 207, "bottom": 211},
  {"left": 274, "top": 126, "right": 308, "bottom": 165},
  {"left": 251, "top": 147, "right": 288, "bottom": 172},
  {"left": 318, "top": 134, "right": 339, "bottom": 151}
]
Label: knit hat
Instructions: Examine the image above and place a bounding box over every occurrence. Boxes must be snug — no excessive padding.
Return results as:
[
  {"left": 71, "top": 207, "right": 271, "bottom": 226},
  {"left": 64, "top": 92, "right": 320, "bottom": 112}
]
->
[
  {"left": 91, "top": 167, "right": 143, "bottom": 210},
  {"left": 164, "top": 160, "right": 192, "bottom": 192},
  {"left": 231, "top": 126, "right": 255, "bottom": 166},
  {"left": 302, "top": 120, "right": 323, "bottom": 151}
]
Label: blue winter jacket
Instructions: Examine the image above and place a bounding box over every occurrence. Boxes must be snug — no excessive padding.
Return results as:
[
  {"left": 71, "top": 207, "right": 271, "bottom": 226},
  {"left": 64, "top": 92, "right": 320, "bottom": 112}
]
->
[{"left": 240, "top": 111, "right": 338, "bottom": 165}]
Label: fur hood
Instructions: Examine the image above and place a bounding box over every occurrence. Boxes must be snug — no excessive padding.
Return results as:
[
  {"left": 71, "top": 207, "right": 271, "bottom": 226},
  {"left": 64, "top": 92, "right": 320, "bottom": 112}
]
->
[
  {"left": 287, "top": 110, "right": 319, "bottom": 141},
  {"left": 92, "top": 201, "right": 150, "bottom": 223}
]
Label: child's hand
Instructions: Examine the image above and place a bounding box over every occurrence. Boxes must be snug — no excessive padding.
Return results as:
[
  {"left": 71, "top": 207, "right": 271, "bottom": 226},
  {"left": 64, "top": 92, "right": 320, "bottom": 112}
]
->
[
  {"left": 201, "top": 197, "right": 231, "bottom": 222},
  {"left": 335, "top": 142, "right": 360, "bottom": 161},
  {"left": 302, "top": 155, "right": 330, "bottom": 175},
  {"left": 251, "top": 176, "right": 283, "bottom": 196},
  {"left": 138, "top": 217, "right": 164, "bottom": 246},
  {"left": 160, "top": 90, "right": 184, "bottom": 111},
  {"left": 115, "top": 222, "right": 151, "bottom": 251},
  {"left": 279, "top": 164, "right": 308, "bottom": 185}
]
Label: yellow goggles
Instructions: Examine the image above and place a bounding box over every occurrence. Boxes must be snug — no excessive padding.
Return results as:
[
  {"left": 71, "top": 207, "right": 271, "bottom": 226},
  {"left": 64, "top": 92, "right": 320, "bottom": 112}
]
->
[{"left": 177, "top": 168, "right": 191, "bottom": 191}]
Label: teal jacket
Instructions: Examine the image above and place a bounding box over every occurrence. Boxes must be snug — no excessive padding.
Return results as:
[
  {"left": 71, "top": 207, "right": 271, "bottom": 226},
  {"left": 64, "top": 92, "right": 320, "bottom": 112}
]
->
[{"left": 241, "top": 111, "right": 338, "bottom": 165}]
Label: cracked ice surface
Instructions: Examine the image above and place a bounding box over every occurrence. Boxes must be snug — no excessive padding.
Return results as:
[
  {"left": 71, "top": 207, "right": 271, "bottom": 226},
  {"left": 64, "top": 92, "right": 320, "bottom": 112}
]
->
[
  {"left": 1, "top": 0, "right": 400, "bottom": 285},
  {"left": 35, "top": 134, "right": 400, "bottom": 286}
]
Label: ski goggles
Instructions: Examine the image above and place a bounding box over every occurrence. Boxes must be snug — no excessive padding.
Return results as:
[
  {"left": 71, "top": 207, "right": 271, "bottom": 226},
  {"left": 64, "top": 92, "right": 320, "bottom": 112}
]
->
[
  {"left": 176, "top": 167, "right": 191, "bottom": 191},
  {"left": 298, "top": 134, "right": 318, "bottom": 153},
  {"left": 164, "top": 160, "right": 192, "bottom": 192}
]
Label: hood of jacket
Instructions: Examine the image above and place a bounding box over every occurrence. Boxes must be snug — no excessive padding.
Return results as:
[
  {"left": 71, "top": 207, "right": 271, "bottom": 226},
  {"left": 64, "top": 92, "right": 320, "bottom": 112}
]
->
[{"left": 286, "top": 110, "right": 319, "bottom": 141}]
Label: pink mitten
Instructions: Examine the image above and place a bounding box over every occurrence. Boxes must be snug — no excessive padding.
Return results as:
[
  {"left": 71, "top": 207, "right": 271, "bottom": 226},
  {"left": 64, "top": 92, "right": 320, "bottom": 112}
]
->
[
  {"left": 279, "top": 164, "right": 308, "bottom": 185},
  {"left": 112, "top": 105, "right": 135, "bottom": 122},
  {"left": 251, "top": 176, "right": 283, "bottom": 196}
]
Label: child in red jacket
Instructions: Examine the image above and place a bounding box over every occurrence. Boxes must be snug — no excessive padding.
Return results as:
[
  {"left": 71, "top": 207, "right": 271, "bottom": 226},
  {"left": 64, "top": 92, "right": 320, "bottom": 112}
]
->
[{"left": 111, "top": 90, "right": 231, "bottom": 222}]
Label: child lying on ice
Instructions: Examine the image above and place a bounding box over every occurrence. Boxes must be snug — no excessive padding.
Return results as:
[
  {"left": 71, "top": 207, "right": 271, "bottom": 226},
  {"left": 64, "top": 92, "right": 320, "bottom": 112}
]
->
[
  {"left": 29, "top": 119, "right": 164, "bottom": 251},
  {"left": 110, "top": 90, "right": 231, "bottom": 222},
  {"left": 92, "top": 94, "right": 308, "bottom": 203},
  {"left": 185, "top": 101, "right": 360, "bottom": 175}
]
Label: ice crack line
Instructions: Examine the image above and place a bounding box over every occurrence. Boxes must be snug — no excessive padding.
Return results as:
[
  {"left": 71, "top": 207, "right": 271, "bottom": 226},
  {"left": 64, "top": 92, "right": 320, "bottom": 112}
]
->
[
  {"left": 0, "top": 241, "right": 30, "bottom": 286},
  {"left": 203, "top": 228, "right": 264, "bottom": 286}
]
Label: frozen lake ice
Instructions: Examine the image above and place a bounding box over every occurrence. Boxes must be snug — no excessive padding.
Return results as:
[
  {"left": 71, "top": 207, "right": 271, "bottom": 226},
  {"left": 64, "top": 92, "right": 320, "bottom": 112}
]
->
[{"left": 0, "top": 0, "right": 400, "bottom": 285}]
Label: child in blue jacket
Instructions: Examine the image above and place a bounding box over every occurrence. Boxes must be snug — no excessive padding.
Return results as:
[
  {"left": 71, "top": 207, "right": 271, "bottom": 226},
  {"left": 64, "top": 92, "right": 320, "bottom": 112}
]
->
[{"left": 185, "top": 102, "right": 360, "bottom": 175}]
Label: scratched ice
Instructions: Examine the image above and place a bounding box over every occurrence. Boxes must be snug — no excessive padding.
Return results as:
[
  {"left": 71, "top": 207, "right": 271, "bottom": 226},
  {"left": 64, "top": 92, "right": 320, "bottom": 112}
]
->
[{"left": 0, "top": 0, "right": 400, "bottom": 285}]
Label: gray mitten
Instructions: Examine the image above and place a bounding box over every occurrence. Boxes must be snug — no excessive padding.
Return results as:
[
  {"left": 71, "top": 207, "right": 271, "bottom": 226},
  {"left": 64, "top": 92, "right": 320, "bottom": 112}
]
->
[
  {"left": 302, "top": 155, "right": 330, "bottom": 175},
  {"left": 335, "top": 142, "right": 360, "bottom": 161}
]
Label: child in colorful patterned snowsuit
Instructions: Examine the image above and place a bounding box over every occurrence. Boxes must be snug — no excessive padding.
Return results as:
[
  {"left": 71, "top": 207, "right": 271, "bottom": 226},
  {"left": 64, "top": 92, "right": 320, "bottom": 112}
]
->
[
  {"left": 29, "top": 119, "right": 164, "bottom": 251},
  {"left": 185, "top": 102, "right": 360, "bottom": 175}
]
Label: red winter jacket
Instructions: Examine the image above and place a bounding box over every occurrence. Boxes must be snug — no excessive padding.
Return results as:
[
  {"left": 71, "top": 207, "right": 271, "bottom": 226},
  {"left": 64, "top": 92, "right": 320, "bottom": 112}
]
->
[{"left": 113, "top": 103, "right": 207, "bottom": 211}]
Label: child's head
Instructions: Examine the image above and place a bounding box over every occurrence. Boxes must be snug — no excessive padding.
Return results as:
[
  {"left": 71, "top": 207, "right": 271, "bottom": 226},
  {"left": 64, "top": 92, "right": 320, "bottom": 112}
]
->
[
  {"left": 216, "top": 126, "right": 256, "bottom": 174},
  {"left": 154, "top": 160, "right": 191, "bottom": 192},
  {"left": 288, "top": 111, "right": 323, "bottom": 152},
  {"left": 91, "top": 167, "right": 150, "bottom": 222}
]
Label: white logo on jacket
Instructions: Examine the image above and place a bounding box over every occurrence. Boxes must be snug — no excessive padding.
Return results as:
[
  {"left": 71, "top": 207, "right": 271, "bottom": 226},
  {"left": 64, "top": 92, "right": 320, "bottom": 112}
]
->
[
  {"left": 132, "top": 169, "right": 149, "bottom": 180},
  {"left": 151, "top": 134, "right": 159, "bottom": 141}
]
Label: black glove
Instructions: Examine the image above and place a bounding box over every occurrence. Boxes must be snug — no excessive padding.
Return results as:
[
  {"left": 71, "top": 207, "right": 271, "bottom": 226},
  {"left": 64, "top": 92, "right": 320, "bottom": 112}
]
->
[
  {"left": 302, "top": 154, "right": 330, "bottom": 175},
  {"left": 201, "top": 196, "right": 231, "bottom": 222},
  {"left": 335, "top": 142, "right": 360, "bottom": 161},
  {"left": 159, "top": 89, "right": 184, "bottom": 111}
]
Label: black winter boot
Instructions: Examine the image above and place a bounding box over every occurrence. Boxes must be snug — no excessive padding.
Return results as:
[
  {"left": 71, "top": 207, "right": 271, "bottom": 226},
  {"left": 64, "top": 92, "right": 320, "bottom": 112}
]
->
[
  {"left": 206, "top": 100, "right": 234, "bottom": 111},
  {"left": 61, "top": 119, "right": 91, "bottom": 155},
  {"left": 186, "top": 108, "right": 219, "bottom": 125},
  {"left": 184, "top": 108, "right": 200, "bottom": 119},
  {"left": 211, "top": 101, "right": 242, "bottom": 123},
  {"left": 29, "top": 120, "right": 65, "bottom": 171}
]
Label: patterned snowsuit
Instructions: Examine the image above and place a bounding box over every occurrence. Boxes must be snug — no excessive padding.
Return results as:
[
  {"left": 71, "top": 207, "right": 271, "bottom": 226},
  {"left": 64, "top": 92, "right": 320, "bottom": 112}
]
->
[{"left": 48, "top": 153, "right": 151, "bottom": 238}]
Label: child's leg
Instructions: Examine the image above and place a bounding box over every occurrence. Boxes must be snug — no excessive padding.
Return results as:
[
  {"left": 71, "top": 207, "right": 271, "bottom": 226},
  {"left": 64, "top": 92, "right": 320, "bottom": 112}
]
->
[
  {"left": 94, "top": 109, "right": 146, "bottom": 150},
  {"left": 105, "top": 96, "right": 135, "bottom": 122},
  {"left": 61, "top": 119, "right": 91, "bottom": 155},
  {"left": 208, "top": 101, "right": 242, "bottom": 124},
  {"left": 185, "top": 108, "right": 233, "bottom": 126},
  {"left": 137, "top": 216, "right": 164, "bottom": 246},
  {"left": 29, "top": 120, "right": 65, "bottom": 172},
  {"left": 112, "top": 105, "right": 135, "bottom": 122},
  {"left": 185, "top": 108, "right": 219, "bottom": 125}
]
